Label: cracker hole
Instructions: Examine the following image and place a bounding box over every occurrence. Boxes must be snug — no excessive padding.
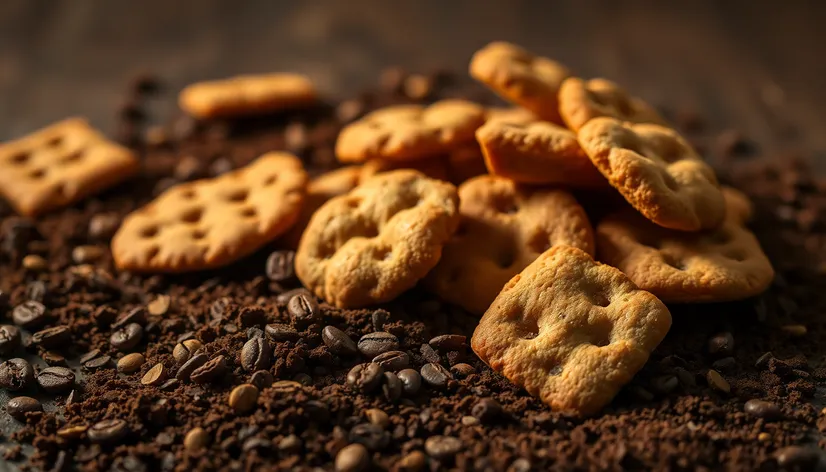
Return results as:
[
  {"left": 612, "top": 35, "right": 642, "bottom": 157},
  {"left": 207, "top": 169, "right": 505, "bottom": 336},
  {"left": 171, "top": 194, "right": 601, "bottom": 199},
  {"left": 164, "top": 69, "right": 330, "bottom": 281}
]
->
[
  {"left": 226, "top": 188, "right": 248, "bottom": 203},
  {"left": 516, "top": 316, "right": 539, "bottom": 340},
  {"left": 240, "top": 207, "right": 257, "bottom": 218},
  {"left": 662, "top": 254, "right": 686, "bottom": 271},
  {"left": 549, "top": 365, "right": 563, "bottom": 376},
  {"left": 375, "top": 247, "right": 392, "bottom": 261},
  {"left": 179, "top": 188, "right": 197, "bottom": 200},
  {"left": 192, "top": 229, "right": 207, "bottom": 240},
  {"left": 28, "top": 168, "right": 47, "bottom": 180},
  {"left": 9, "top": 152, "right": 30, "bottom": 165},
  {"left": 180, "top": 208, "right": 203, "bottom": 224},
  {"left": 527, "top": 230, "right": 552, "bottom": 254},
  {"left": 725, "top": 250, "right": 747, "bottom": 262},
  {"left": 662, "top": 173, "right": 680, "bottom": 191},
  {"left": 47, "top": 136, "right": 64, "bottom": 147},
  {"left": 263, "top": 175, "right": 278, "bottom": 186},
  {"left": 140, "top": 226, "right": 159, "bottom": 238},
  {"left": 591, "top": 292, "right": 611, "bottom": 308},
  {"left": 146, "top": 246, "right": 160, "bottom": 260},
  {"left": 346, "top": 197, "right": 362, "bottom": 209},
  {"left": 60, "top": 150, "right": 84, "bottom": 165},
  {"left": 615, "top": 96, "right": 633, "bottom": 117}
]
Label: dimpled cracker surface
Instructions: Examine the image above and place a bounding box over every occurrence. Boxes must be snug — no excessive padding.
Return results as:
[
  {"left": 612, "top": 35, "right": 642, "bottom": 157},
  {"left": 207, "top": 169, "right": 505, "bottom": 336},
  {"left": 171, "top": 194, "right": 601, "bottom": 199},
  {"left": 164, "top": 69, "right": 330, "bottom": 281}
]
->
[
  {"left": 470, "top": 42, "right": 571, "bottom": 124},
  {"left": 559, "top": 77, "right": 666, "bottom": 132},
  {"left": 295, "top": 170, "right": 460, "bottom": 308},
  {"left": 476, "top": 118, "right": 606, "bottom": 187},
  {"left": 596, "top": 189, "right": 773, "bottom": 303},
  {"left": 426, "top": 176, "right": 594, "bottom": 315},
  {"left": 471, "top": 245, "right": 672, "bottom": 416},
  {"left": 179, "top": 73, "right": 316, "bottom": 119},
  {"left": 577, "top": 117, "right": 725, "bottom": 231},
  {"left": 0, "top": 117, "right": 139, "bottom": 217},
  {"left": 112, "top": 152, "right": 308, "bottom": 272},
  {"left": 335, "top": 100, "right": 485, "bottom": 163}
]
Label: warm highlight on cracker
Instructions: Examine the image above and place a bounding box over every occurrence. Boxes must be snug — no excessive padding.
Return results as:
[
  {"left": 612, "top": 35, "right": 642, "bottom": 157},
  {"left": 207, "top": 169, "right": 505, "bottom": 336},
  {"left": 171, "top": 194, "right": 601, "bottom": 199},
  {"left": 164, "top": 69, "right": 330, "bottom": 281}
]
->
[{"left": 559, "top": 77, "right": 666, "bottom": 132}]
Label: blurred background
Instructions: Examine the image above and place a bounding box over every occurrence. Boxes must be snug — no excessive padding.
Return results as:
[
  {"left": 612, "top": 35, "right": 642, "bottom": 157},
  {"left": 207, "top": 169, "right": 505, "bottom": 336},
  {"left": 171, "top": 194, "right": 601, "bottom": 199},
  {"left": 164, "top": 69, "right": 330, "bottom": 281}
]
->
[{"left": 1, "top": 0, "right": 824, "bottom": 165}]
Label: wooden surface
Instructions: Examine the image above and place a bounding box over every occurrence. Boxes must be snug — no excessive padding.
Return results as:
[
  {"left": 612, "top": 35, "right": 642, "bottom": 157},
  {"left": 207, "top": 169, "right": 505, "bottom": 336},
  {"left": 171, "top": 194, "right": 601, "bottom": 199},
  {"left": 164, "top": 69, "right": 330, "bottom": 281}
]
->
[{"left": 0, "top": 0, "right": 825, "bottom": 167}]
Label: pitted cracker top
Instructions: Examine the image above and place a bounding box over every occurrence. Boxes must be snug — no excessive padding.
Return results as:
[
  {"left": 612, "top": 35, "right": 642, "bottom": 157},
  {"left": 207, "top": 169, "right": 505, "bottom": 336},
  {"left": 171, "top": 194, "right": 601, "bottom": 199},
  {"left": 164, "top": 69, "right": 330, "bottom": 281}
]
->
[
  {"left": 559, "top": 77, "right": 666, "bottom": 131},
  {"left": 295, "top": 170, "right": 460, "bottom": 308}
]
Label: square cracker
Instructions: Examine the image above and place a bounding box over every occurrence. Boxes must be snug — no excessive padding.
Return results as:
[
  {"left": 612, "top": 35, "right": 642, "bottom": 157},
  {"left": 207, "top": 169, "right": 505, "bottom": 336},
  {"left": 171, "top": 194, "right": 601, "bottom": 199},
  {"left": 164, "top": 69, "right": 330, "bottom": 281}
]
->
[
  {"left": 471, "top": 245, "right": 671, "bottom": 416},
  {"left": 0, "top": 117, "right": 139, "bottom": 217}
]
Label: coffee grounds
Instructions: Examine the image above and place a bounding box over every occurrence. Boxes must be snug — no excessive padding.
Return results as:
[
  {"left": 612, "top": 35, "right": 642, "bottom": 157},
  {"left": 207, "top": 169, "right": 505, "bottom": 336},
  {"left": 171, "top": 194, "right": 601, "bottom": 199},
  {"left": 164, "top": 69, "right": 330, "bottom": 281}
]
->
[{"left": 1, "top": 68, "right": 826, "bottom": 471}]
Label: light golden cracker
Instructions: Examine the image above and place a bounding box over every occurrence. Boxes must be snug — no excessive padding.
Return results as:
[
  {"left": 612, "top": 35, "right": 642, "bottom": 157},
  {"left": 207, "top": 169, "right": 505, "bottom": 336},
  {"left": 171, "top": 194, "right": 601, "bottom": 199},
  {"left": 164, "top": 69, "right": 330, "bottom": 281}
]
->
[
  {"left": 471, "top": 245, "right": 671, "bottom": 416},
  {"left": 282, "top": 166, "right": 362, "bottom": 249},
  {"left": 559, "top": 77, "right": 666, "bottom": 132},
  {"left": 577, "top": 118, "right": 724, "bottom": 231},
  {"left": 335, "top": 100, "right": 485, "bottom": 163},
  {"left": 426, "top": 176, "right": 594, "bottom": 315},
  {"left": 470, "top": 42, "right": 571, "bottom": 124},
  {"left": 477, "top": 119, "right": 607, "bottom": 187},
  {"left": 446, "top": 144, "right": 488, "bottom": 185},
  {"left": 721, "top": 186, "right": 753, "bottom": 224},
  {"left": 113, "top": 153, "right": 308, "bottom": 272},
  {"left": 179, "top": 73, "right": 316, "bottom": 119},
  {"left": 595, "top": 191, "right": 773, "bottom": 303},
  {"left": 295, "top": 170, "right": 459, "bottom": 308},
  {"left": 0, "top": 118, "right": 139, "bottom": 217},
  {"left": 359, "top": 157, "right": 449, "bottom": 183}
]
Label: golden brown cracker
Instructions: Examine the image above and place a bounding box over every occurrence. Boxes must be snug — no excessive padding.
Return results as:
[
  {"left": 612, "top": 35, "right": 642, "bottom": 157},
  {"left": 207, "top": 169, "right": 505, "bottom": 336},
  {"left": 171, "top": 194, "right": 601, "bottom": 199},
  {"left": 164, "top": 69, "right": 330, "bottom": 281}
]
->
[
  {"left": 446, "top": 144, "right": 488, "bottom": 185},
  {"left": 471, "top": 245, "right": 672, "bottom": 416},
  {"left": 577, "top": 118, "right": 725, "bottom": 231},
  {"left": 721, "top": 186, "right": 753, "bottom": 224},
  {"left": 0, "top": 118, "right": 139, "bottom": 217},
  {"left": 295, "top": 170, "right": 460, "bottom": 308},
  {"left": 425, "top": 176, "right": 594, "bottom": 315},
  {"left": 559, "top": 77, "right": 666, "bottom": 132},
  {"left": 113, "top": 152, "right": 308, "bottom": 272}
]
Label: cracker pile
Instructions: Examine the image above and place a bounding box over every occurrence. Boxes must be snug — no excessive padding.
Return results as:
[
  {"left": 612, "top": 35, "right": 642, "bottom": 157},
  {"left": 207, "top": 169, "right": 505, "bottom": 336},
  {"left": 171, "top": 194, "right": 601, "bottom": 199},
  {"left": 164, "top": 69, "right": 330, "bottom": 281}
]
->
[{"left": 0, "top": 41, "right": 774, "bottom": 416}]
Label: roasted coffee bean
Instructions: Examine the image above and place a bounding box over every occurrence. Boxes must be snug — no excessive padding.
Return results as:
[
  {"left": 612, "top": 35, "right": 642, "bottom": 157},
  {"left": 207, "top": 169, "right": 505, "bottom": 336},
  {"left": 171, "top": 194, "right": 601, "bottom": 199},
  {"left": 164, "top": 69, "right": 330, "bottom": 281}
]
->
[
  {"left": 322, "top": 326, "right": 359, "bottom": 356},
  {"left": 247, "top": 326, "right": 264, "bottom": 339},
  {"left": 37, "top": 366, "right": 75, "bottom": 394},
  {"left": 210, "top": 297, "right": 233, "bottom": 320},
  {"left": 0, "top": 324, "right": 21, "bottom": 355},
  {"left": 141, "top": 363, "right": 167, "bottom": 386},
  {"left": 396, "top": 451, "right": 427, "bottom": 471},
  {"left": 22, "top": 254, "right": 47, "bottom": 271},
  {"left": 118, "top": 353, "right": 145, "bottom": 373},
  {"left": 266, "top": 250, "right": 296, "bottom": 282},
  {"left": 41, "top": 351, "right": 67, "bottom": 367},
  {"left": 265, "top": 323, "right": 300, "bottom": 342},
  {"left": 335, "top": 443, "right": 370, "bottom": 472},
  {"left": 708, "top": 332, "right": 734, "bottom": 356},
  {"left": 277, "top": 434, "right": 302, "bottom": 453},
  {"left": 110, "top": 323, "right": 143, "bottom": 352},
  {"left": 88, "top": 419, "right": 129, "bottom": 444},
  {"left": 346, "top": 363, "right": 384, "bottom": 393},
  {"left": 229, "top": 383, "right": 259, "bottom": 414},
  {"left": 365, "top": 408, "right": 390, "bottom": 429},
  {"left": 72, "top": 245, "right": 105, "bottom": 264},
  {"left": 288, "top": 293, "right": 320, "bottom": 326},
  {"left": 293, "top": 372, "right": 312, "bottom": 386},
  {"left": 712, "top": 357, "right": 737, "bottom": 373},
  {"left": 88, "top": 213, "right": 121, "bottom": 240},
  {"left": 12, "top": 301, "right": 48, "bottom": 329},
  {"left": 706, "top": 369, "right": 730, "bottom": 393},
  {"left": 0, "top": 358, "right": 34, "bottom": 391},
  {"left": 25, "top": 280, "right": 47, "bottom": 303},
  {"left": 79, "top": 349, "right": 102, "bottom": 364},
  {"left": 57, "top": 424, "right": 89, "bottom": 440},
  {"left": 450, "top": 363, "right": 475, "bottom": 378},
  {"left": 755, "top": 352, "right": 774, "bottom": 369},
  {"left": 31, "top": 325, "right": 71, "bottom": 349},
  {"left": 420, "top": 343, "right": 440, "bottom": 363},
  {"left": 159, "top": 379, "right": 179, "bottom": 391},
  {"left": 429, "top": 334, "right": 466, "bottom": 350},
  {"left": 371, "top": 309, "right": 389, "bottom": 332},
  {"left": 147, "top": 295, "right": 171, "bottom": 316},
  {"left": 472, "top": 398, "right": 503, "bottom": 423},
  {"left": 373, "top": 350, "right": 410, "bottom": 372},
  {"left": 744, "top": 399, "right": 782, "bottom": 420},
  {"left": 650, "top": 375, "right": 680, "bottom": 394},
  {"left": 190, "top": 355, "right": 228, "bottom": 384},
  {"left": 173, "top": 339, "right": 203, "bottom": 364},
  {"left": 382, "top": 371, "right": 403, "bottom": 403},
  {"left": 184, "top": 427, "right": 210, "bottom": 451},
  {"left": 271, "top": 380, "right": 303, "bottom": 394},
  {"left": 425, "top": 435, "right": 462, "bottom": 459},
  {"left": 249, "top": 370, "right": 274, "bottom": 390},
  {"left": 241, "top": 337, "right": 272, "bottom": 372},
  {"left": 350, "top": 423, "right": 389, "bottom": 451},
  {"left": 6, "top": 396, "right": 42, "bottom": 421},
  {"left": 112, "top": 307, "right": 147, "bottom": 329},
  {"left": 397, "top": 369, "right": 422, "bottom": 396},
  {"left": 176, "top": 352, "right": 209, "bottom": 382},
  {"left": 358, "top": 332, "right": 399, "bottom": 358},
  {"left": 775, "top": 445, "right": 820, "bottom": 470},
  {"left": 84, "top": 355, "right": 111, "bottom": 371},
  {"left": 421, "top": 363, "right": 452, "bottom": 389}
]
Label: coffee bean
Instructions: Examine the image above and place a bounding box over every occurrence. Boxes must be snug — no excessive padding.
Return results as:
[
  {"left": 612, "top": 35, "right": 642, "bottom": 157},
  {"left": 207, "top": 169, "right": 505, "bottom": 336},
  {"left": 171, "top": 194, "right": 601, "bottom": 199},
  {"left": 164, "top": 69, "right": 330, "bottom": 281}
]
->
[
  {"left": 41, "top": 351, "right": 67, "bottom": 367},
  {"left": 190, "top": 355, "right": 228, "bottom": 384},
  {"left": 31, "top": 325, "right": 72, "bottom": 349},
  {"left": 428, "top": 334, "right": 466, "bottom": 350},
  {"left": 0, "top": 358, "right": 34, "bottom": 391},
  {"left": 322, "top": 326, "right": 359, "bottom": 356},
  {"left": 22, "top": 254, "right": 47, "bottom": 272},
  {"left": 118, "top": 353, "right": 146, "bottom": 374},
  {"left": 84, "top": 355, "right": 112, "bottom": 371},
  {"left": 270, "top": 380, "right": 303, "bottom": 395},
  {"left": 472, "top": 398, "right": 503, "bottom": 423},
  {"left": 147, "top": 295, "right": 171, "bottom": 316},
  {"left": 210, "top": 297, "right": 233, "bottom": 320},
  {"left": 88, "top": 419, "right": 129, "bottom": 444},
  {"left": 79, "top": 349, "right": 103, "bottom": 365},
  {"left": 420, "top": 363, "right": 452, "bottom": 389},
  {"left": 358, "top": 332, "right": 399, "bottom": 358},
  {"left": 184, "top": 427, "right": 210, "bottom": 451},
  {"left": 424, "top": 435, "right": 462, "bottom": 459},
  {"left": 365, "top": 408, "right": 390, "bottom": 429},
  {"left": 674, "top": 367, "right": 696, "bottom": 387},
  {"left": 781, "top": 324, "right": 808, "bottom": 337},
  {"left": 382, "top": 371, "right": 403, "bottom": 402},
  {"left": 176, "top": 352, "right": 209, "bottom": 382},
  {"left": 744, "top": 399, "right": 782, "bottom": 420},
  {"left": 397, "top": 369, "right": 422, "bottom": 396},
  {"left": 288, "top": 293, "right": 320, "bottom": 327},
  {"left": 112, "top": 307, "right": 147, "bottom": 329},
  {"left": 229, "top": 383, "right": 259, "bottom": 414},
  {"left": 12, "top": 301, "right": 48, "bottom": 329},
  {"left": 395, "top": 450, "right": 427, "bottom": 471},
  {"left": 755, "top": 352, "right": 774, "bottom": 370},
  {"left": 110, "top": 323, "right": 143, "bottom": 351},
  {"left": 775, "top": 446, "right": 820, "bottom": 469},
  {"left": 57, "top": 424, "right": 89, "bottom": 440},
  {"left": 651, "top": 375, "right": 679, "bottom": 394},
  {"left": 37, "top": 366, "right": 75, "bottom": 394},
  {"left": 0, "top": 325, "right": 21, "bottom": 355},
  {"left": 371, "top": 309, "right": 389, "bottom": 332},
  {"left": 450, "top": 363, "right": 475, "bottom": 378},
  {"left": 141, "top": 363, "right": 167, "bottom": 386},
  {"left": 88, "top": 213, "right": 121, "bottom": 240},
  {"left": 247, "top": 326, "right": 264, "bottom": 339},
  {"left": 335, "top": 443, "right": 370, "bottom": 472},
  {"left": 25, "top": 280, "right": 47, "bottom": 303},
  {"left": 350, "top": 423, "right": 389, "bottom": 451},
  {"left": 346, "top": 363, "right": 384, "bottom": 393},
  {"left": 250, "top": 370, "right": 274, "bottom": 390},
  {"left": 712, "top": 356, "right": 737, "bottom": 373},
  {"left": 72, "top": 245, "right": 105, "bottom": 264},
  {"left": 266, "top": 250, "right": 296, "bottom": 282},
  {"left": 278, "top": 434, "right": 302, "bottom": 453},
  {"left": 294, "top": 372, "right": 312, "bottom": 386},
  {"left": 6, "top": 396, "right": 42, "bottom": 421},
  {"left": 706, "top": 369, "right": 730, "bottom": 393},
  {"left": 708, "top": 332, "right": 734, "bottom": 356},
  {"left": 173, "top": 339, "right": 203, "bottom": 364},
  {"left": 372, "top": 350, "right": 410, "bottom": 371},
  {"left": 241, "top": 337, "right": 272, "bottom": 372},
  {"left": 265, "top": 323, "right": 300, "bottom": 342}
]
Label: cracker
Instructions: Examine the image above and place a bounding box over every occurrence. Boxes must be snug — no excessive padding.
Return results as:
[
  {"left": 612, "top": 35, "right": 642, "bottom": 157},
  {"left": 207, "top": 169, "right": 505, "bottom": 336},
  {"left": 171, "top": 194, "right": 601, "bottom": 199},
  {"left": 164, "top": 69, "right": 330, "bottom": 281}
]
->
[
  {"left": 471, "top": 245, "right": 672, "bottom": 416},
  {"left": 559, "top": 77, "right": 666, "bottom": 132},
  {"left": 295, "top": 170, "right": 460, "bottom": 308},
  {"left": 477, "top": 118, "right": 607, "bottom": 187},
  {"left": 595, "top": 189, "right": 773, "bottom": 303},
  {"left": 470, "top": 42, "right": 571, "bottom": 124},
  {"left": 179, "top": 73, "right": 316, "bottom": 119},
  {"left": 0, "top": 118, "right": 139, "bottom": 217},
  {"left": 577, "top": 118, "right": 725, "bottom": 231},
  {"left": 721, "top": 186, "right": 753, "bottom": 224},
  {"left": 426, "top": 176, "right": 594, "bottom": 315},
  {"left": 446, "top": 144, "right": 488, "bottom": 185},
  {"left": 113, "top": 152, "right": 308, "bottom": 272},
  {"left": 335, "top": 100, "right": 485, "bottom": 163},
  {"left": 282, "top": 166, "right": 362, "bottom": 249}
]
